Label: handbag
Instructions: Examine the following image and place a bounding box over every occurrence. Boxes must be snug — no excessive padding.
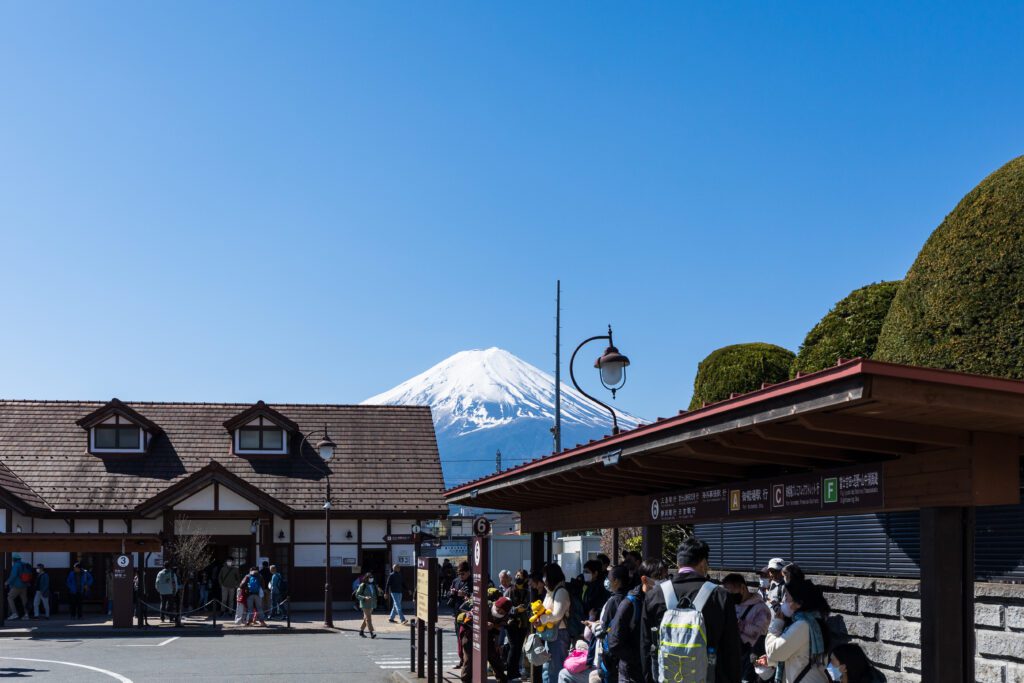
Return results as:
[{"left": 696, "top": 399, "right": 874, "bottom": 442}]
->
[{"left": 523, "top": 633, "right": 551, "bottom": 666}]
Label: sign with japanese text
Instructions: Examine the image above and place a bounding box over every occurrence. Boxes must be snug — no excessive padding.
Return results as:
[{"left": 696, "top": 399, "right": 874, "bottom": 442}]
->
[
  {"left": 416, "top": 556, "right": 437, "bottom": 623},
  {"left": 649, "top": 464, "right": 884, "bottom": 524}
]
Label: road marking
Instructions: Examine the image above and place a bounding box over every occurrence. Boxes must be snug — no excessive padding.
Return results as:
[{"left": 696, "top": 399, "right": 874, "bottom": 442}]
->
[
  {"left": 120, "top": 636, "right": 179, "bottom": 647},
  {"left": 0, "top": 657, "right": 133, "bottom": 682}
]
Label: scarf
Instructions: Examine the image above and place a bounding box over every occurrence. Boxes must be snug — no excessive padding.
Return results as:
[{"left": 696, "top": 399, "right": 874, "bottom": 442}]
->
[{"left": 774, "top": 611, "right": 825, "bottom": 683}]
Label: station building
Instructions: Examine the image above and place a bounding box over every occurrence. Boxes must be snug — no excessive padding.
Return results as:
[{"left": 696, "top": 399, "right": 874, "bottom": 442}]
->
[{"left": 0, "top": 398, "right": 447, "bottom": 608}]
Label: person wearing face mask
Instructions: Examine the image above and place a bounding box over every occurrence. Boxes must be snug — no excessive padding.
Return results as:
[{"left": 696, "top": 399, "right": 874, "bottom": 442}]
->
[
  {"left": 828, "top": 643, "right": 885, "bottom": 683},
  {"left": 721, "top": 574, "right": 772, "bottom": 682},
  {"left": 590, "top": 565, "right": 630, "bottom": 683},
  {"left": 504, "top": 570, "right": 531, "bottom": 682},
  {"left": 641, "top": 537, "right": 742, "bottom": 683},
  {"left": 355, "top": 572, "right": 380, "bottom": 638},
  {"left": 758, "top": 579, "right": 831, "bottom": 683},
  {"left": 761, "top": 558, "right": 788, "bottom": 611},
  {"left": 459, "top": 595, "right": 510, "bottom": 683}
]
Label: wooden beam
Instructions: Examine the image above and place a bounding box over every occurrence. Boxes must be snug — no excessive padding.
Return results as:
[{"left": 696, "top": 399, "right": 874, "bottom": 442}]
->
[
  {"left": 798, "top": 413, "right": 971, "bottom": 448},
  {"left": 714, "top": 434, "right": 856, "bottom": 463},
  {"left": 683, "top": 440, "right": 821, "bottom": 469},
  {"left": 625, "top": 453, "right": 746, "bottom": 479},
  {"left": 870, "top": 375, "right": 1024, "bottom": 420},
  {"left": 754, "top": 424, "right": 912, "bottom": 455}
]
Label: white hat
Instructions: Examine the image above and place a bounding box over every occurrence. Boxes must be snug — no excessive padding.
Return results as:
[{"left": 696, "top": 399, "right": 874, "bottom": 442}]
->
[{"left": 767, "top": 558, "right": 787, "bottom": 570}]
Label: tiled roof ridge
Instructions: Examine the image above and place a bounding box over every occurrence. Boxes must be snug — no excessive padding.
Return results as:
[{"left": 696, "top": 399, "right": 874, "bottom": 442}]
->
[{"left": 0, "top": 399, "right": 430, "bottom": 409}]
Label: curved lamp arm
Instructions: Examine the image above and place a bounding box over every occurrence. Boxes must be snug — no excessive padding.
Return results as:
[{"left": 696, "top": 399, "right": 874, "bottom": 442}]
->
[
  {"left": 569, "top": 334, "right": 621, "bottom": 435},
  {"left": 297, "top": 428, "right": 332, "bottom": 502}
]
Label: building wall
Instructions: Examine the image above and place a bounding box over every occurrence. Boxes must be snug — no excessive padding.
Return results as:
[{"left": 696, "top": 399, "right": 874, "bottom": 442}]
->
[{"left": 717, "top": 572, "right": 1024, "bottom": 683}]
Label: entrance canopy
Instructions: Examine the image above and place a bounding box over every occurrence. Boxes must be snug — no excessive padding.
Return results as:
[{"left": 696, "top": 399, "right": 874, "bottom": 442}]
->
[
  {"left": 0, "top": 534, "right": 162, "bottom": 553},
  {"left": 446, "top": 359, "right": 1024, "bottom": 531}
]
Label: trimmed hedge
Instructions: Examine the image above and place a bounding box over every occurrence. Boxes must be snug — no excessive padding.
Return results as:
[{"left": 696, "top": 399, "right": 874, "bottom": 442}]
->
[
  {"left": 875, "top": 155, "right": 1024, "bottom": 377},
  {"left": 688, "top": 343, "right": 795, "bottom": 410},
  {"left": 791, "top": 281, "right": 902, "bottom": 377}
]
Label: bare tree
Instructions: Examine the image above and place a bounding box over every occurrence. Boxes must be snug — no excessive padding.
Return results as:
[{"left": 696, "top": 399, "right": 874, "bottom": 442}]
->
[{"left": 165, "top": 517, "right": 213, "bottom": 627}]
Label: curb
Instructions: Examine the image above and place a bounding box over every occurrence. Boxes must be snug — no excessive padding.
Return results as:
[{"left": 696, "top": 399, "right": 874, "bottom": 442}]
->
[{"left": 0, "top": 626, "right": 337, "bottom": 638}]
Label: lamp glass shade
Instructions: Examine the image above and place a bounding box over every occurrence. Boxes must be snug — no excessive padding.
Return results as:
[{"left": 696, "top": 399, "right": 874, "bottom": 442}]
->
[
  {"left": 316, "top": 438, "right": 336, "bottom": 461},
  {"left": 599, "top": 361, "right": 625, "bottom": 387}
]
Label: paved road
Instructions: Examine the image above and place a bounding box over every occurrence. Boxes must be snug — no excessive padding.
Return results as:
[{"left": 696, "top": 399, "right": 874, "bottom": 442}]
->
[{"left": 0, "top": 628, "right": 461, "bottom": 682}]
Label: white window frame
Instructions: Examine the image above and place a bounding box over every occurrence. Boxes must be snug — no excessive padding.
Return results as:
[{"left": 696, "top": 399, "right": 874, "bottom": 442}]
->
[
  {"left": 90, "top": 414, "right": 147, "bottom": 454},
  {"left": 234, "top": 416, "right": 288, "bottom": 455}
]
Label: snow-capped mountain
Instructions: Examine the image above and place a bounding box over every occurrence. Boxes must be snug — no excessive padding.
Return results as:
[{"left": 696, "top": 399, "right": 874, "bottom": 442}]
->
[{"left": 362, "top": 348, "right": 644, "bottom": 487}]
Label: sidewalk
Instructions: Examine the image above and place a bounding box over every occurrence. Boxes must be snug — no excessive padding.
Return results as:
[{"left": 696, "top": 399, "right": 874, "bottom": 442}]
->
[{"left": 0, "top": 608, "right": 417, "bottom": 638}]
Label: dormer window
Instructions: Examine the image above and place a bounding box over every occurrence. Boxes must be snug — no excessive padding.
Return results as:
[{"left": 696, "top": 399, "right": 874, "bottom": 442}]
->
[
  {"left": 223, "top": 401, "right": 297, "bottom": 456},
  {"left": 77, "top": 399, "right": 162, "bottom": 456},
  {"left": 237, "top": 417, "right": 286, "bottom": 452},
  {"left": 94, "top": 415, "right": 143, "bottom": 450}
]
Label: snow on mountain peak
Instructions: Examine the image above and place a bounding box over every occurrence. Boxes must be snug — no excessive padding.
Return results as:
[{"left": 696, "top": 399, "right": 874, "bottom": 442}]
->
[{"left": 361, "top": 347, "right": 642, "bottom": 437}]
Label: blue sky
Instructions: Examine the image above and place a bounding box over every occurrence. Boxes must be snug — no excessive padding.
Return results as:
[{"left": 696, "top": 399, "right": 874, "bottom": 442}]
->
[{"left": 1, "top": 2, "right": 1022, "bottom": 421}]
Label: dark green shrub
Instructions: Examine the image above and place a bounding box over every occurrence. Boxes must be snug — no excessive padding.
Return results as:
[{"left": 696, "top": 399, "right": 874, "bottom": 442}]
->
[
  {"left": 688, "top": 343, "right": 795, "bottom": 410},
  {"left": 875, "top": 155, "right": 1024, "bottom": 377},
  {"left": 791, "top": 281, "right": 901, "bottom": 377}
]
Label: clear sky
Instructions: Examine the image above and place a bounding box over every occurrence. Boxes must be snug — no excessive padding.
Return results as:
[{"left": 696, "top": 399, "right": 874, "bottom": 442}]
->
[{"left": 1, "top": 2, "right": 1022, "bottom": 421}]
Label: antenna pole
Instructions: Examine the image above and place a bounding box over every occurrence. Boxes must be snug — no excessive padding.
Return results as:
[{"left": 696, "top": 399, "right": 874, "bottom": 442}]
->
[
  {"left": 554, "top": 280, "right": 562, "bottom": 453},
  {"left": 496, "top": 449, "right": 502, "bottom": 473}
]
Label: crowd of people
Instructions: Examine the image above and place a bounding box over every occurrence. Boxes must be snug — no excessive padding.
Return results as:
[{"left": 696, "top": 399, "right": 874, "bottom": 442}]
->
[{"left": 447, "top": 539, "right": 886, "bottom": 683}]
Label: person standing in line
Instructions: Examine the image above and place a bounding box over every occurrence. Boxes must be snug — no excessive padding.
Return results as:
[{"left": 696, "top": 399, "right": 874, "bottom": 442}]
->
[
  {"left": 259, "top": 561, "right": 272, "bottom": 614},
  {"left": 504, "top": 569, "right": 531, "bottom": 682},
  {"left": 538, "top": 563, "right": 572, "bottom": 683},
  {"left": 829, "top": 643, "right": 887, "bottom": 683},
  {"left": 155, "top": 564, "right": 179, "bottom": 623},
  {"left": 268, "top": 565, "right": 284, "bottom": 619},
  {"left": 65, "top": 562, "right": 94, "bottom": 619},
  {"left": 242, "top": 568, "right": 267, "bottom": 626},
  {"left": 721, "top": 573, "right": 772, "bottom": 682},
  {"left": 32, "top": 564, "right": 50, "bottom": 619},
  {"left": 385, "top": 564, "right": 408, "bottom": 624},
  {"left": 355, "top": 572, "right": 380, "bottom": 638},
  {"left": 6, "top": 554, "right": 32, "bottom": 620},
  {"left": 762, "top": 558, "right": 787, "bottom": 610},
  {"left": 641, "top": 538, "right": 742, "bottom": 683},
  {"left": 759, "top": 579, "right": 831, "bottom": 683},
  {"left": 218, "top": 559, "right": 240, "bottom": 614},
  {"left": 197, "top": 571, "right": 210, "bottom": 611}
]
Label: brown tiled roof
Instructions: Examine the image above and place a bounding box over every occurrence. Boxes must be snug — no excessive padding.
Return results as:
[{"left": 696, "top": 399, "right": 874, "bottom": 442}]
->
[{"left": 0, "top": 400, "right": 446, "bottom": 515}]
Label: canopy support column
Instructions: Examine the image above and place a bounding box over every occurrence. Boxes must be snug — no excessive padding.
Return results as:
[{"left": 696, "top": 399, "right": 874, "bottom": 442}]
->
[
  {"left": 642, "top": 524, "right": 663, "bottom": 562},
  {"left": 530, "top": 532, "right": 545, "bottom": 573},
  {"left": 920, "top": 506, "right": 975, "bottom": 683}
]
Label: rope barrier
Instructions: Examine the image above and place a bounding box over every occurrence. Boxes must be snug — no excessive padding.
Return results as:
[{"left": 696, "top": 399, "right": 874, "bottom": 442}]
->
[{"left": 136, "top": 597, "right": 290, "bottom": 619}]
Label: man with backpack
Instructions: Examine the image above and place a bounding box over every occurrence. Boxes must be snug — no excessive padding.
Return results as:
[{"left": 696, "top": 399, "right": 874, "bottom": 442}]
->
[
  {"left": 155, "top": 564, "right": 180, "bottom": 623},
  {"left": 607, "top": 561, "right": 651, "bottom": 682},
  {"left": 641, "top": 538, "right": 741, "bottom": 683},
  {"left": 6, "top": 554, "right": 33, "bottom": 620}
]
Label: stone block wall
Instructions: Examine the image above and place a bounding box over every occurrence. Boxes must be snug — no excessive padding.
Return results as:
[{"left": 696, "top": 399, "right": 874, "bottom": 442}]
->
[{"left": 807, "top": 574, "right": 1024, "bottom": 683}]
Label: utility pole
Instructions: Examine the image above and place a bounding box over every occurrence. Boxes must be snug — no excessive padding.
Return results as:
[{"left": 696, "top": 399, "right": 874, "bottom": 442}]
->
[
  {"left": 495, "top": 449, "right": 502, "bottom": 473},
  {"left": 553, "top": 280, "right": 562, "bottom": 454}
]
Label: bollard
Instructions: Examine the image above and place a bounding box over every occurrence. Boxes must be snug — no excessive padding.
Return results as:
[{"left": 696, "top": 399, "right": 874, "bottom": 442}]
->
[
  {"left": 212, "top": 604, "right": 217, "bottom": 628},
  {"left": 435, "top": 627, "right": 443, "bottom": 683},
  {"left": 410, "top": 618, "right": 417, "bottom": 673},
  {"left": 286, "top": 595, "right": 291, "bottom": 629}
]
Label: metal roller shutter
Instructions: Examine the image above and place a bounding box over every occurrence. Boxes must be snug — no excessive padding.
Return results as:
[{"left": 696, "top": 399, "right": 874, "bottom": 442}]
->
[
  {"left": 721, "top": 521, "right": 756, "bottom": 570},
  {"left": 792, "top": 516, "right": 838, "bottom": 572},
  {"left": 976, "top": 502, "right": 1024, "bottom": 581},
  {"left": 754, "top": 519, "right": 793, "bottom": 569},
  {"left": 693, "top": 523, "right": 724, "bottom": 567},
  {"left": 837, "top": 514, "right": 887, "bottom": 573},
  {"left": 885, "top": 511, "right": 921, "bottom": 577}
]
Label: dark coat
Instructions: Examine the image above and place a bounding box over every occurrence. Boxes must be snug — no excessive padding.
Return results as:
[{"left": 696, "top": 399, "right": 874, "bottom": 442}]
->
[
  {"left": 641, "top": 573, "right": 742, "bottom": 683},
  {"left": 607, "top": 586, "right": 645, "bottom": 683},
  {"left": 385, "top": 571, "right": 406, "bottom": 595},
  {"left": 582, "top": 578, "right": 611, "bottom": 617}
]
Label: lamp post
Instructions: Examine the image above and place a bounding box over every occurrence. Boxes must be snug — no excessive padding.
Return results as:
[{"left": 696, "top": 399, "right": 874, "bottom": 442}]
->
[
  {"left": 569, "top": 325, "right": 631, "bottom": 434},
  {"left": 299, "top": 425, "right": 337, "bottom": 628}
]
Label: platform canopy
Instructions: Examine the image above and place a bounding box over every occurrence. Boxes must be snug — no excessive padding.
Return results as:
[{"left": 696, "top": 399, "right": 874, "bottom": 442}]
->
[
  {"left": 0, "top": 534, "right": 162, "bottom": 553},
  {"left": 446, "top": 359, "right": 1024, "bottom": 532}
]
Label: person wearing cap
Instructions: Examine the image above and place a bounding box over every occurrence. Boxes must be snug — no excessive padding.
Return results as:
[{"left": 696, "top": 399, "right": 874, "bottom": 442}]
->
[
  {"left": 641, "top": 537, "right": 741, "bottom": 683},
  {"left": 458, "top": 592, "right": 509, "bottom": 683},
  {"left": 591, "top": 564, "right": 630, "bottom": 683},
  {"left": 762, "top": 558, "right": 787, "bottom": 610},
  {"left": 6, "top": 553, "right": 32, "bottom": 619}
]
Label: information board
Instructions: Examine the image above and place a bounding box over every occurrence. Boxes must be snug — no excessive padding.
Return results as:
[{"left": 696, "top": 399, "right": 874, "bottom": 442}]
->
[
  {"left": 416, "top": 556, "right": 437, "bottom": 623},
  {"left": 649, "top": 464, "right": 884, "bottom": 524},
  {"left": 112, "top": 553, "right": 133, "bottom": 628}
]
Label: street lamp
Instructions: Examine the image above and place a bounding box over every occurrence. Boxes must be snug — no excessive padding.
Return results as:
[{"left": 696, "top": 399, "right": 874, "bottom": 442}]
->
[
  {"left": 299, "top": 425, "right": 337, "bottom": 628},
  {"left": 570, "top": 325, "right": 631, "bottom": 434}
]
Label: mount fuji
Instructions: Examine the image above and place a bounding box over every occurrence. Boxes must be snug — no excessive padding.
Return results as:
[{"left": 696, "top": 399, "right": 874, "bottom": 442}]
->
[{"left": 361, "top": 348, "right": 645, "bottom": 487}]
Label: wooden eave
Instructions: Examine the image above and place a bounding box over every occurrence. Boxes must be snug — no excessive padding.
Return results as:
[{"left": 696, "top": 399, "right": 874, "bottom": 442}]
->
[{"left": 445, "top": 359, "right": 1024, "bottom": 513}]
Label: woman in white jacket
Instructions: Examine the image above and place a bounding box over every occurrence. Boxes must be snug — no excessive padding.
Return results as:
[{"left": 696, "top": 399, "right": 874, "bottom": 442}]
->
[{"left": 758, "top": 578, "right": 831, "bottom": 683}]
